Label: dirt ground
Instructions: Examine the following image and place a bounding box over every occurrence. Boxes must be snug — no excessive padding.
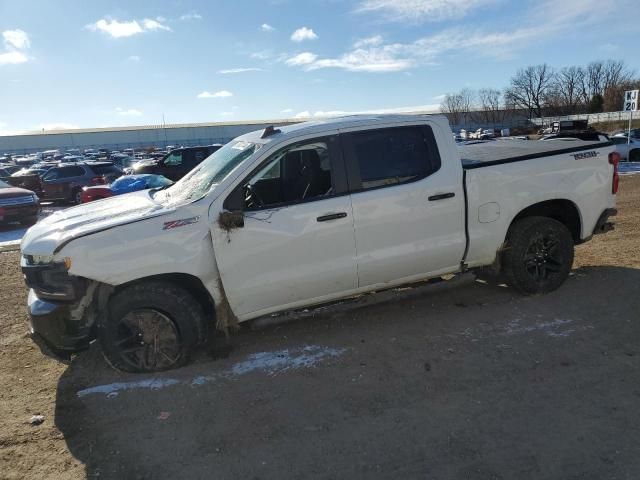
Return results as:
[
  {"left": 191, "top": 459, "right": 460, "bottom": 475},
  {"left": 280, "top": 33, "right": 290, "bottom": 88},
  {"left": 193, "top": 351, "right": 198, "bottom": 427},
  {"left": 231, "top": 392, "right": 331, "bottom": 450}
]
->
[{"left": 1, "top": 176, "right": 640, "bottom": 480}]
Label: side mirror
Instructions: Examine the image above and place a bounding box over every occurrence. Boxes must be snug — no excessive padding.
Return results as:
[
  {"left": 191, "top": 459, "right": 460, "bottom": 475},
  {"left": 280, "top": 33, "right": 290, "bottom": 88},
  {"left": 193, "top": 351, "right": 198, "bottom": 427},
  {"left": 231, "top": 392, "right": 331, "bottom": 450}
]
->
[
  {"left": 219, "top": 186, "right": 246, "bottom": 231},
  {"left": 218, "top": 210, "right": 244, "bottom": 230}
]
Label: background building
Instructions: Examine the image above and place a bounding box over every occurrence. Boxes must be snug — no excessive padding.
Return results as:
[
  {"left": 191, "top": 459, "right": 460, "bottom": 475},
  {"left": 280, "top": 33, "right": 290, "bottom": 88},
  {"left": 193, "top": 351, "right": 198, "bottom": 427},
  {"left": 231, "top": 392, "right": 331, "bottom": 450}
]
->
[{"left": 0, "top": 119, "right": 300, "bottom": 154}]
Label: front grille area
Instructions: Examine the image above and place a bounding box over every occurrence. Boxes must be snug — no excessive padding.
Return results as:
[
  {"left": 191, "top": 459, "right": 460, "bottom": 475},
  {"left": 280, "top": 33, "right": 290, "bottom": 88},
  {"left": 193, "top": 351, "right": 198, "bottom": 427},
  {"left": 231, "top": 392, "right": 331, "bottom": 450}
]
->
[{"left": 0, "top": 195, "right": 35, "bottom": 207}]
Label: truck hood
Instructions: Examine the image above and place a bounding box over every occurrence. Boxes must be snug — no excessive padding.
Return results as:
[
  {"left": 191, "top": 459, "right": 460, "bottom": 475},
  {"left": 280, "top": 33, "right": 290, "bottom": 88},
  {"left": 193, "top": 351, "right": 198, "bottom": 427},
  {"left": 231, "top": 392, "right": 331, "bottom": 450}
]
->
[{"left": 21, "top": 190, "right": 175, "bottom": 255}]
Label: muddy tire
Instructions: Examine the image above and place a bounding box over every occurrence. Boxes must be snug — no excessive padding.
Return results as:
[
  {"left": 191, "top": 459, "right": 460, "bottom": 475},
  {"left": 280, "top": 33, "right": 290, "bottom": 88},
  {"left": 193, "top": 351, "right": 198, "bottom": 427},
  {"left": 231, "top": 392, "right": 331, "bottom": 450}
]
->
[
  {"left": 502, "top": 216, "right": 574, "bottom": 295},
  {"left": 99, "top": 282, "right": 203, "bottom": 373}
]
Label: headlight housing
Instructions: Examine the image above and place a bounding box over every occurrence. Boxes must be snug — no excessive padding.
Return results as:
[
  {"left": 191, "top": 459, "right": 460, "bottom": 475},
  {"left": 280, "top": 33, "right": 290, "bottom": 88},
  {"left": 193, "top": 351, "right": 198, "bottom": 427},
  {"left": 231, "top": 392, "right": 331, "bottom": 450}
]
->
[{"left": 22, "top": 256, "right": 83, "bottom": 301}]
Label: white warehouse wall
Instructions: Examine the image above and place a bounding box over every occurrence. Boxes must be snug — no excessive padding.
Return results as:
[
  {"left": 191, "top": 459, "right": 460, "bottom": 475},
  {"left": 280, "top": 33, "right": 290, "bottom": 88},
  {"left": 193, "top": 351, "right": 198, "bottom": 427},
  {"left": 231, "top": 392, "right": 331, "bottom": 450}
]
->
[{"left": 0, "top": 120, "right": 300, "bottom": 154}]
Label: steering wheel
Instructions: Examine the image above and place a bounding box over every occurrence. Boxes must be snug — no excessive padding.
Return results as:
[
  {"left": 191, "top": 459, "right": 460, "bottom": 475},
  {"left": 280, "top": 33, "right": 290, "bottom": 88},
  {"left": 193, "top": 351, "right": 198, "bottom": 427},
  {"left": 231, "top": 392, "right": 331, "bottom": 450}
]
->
[{"left": 245, "top": 183, "right": 265, "bottom": 208}]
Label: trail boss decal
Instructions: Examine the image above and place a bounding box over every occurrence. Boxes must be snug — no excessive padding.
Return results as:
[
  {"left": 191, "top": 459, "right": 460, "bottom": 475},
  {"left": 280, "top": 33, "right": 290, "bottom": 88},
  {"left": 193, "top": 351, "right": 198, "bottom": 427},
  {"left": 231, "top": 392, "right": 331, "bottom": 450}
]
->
[
  {"left": 571, "top": 151, "right": 598, "bottom": 160},
  {"left": 163, "top": 216, "right": 200, "bottom": 230}
]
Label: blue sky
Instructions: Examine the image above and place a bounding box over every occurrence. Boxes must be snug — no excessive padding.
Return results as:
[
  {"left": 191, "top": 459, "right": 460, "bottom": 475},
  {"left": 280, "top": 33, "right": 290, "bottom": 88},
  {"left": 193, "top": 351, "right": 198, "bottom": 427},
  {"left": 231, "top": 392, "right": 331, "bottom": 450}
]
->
[{"left": 0, "top": 0, "right": 638, "bottom": 134}]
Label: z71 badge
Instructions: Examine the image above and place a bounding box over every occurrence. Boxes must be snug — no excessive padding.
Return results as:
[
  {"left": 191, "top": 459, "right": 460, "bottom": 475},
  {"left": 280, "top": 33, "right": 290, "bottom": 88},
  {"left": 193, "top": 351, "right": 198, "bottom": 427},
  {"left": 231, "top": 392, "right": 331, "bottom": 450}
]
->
[
  {"left": 571, "top": 151, "right": 598, "bottom": 160},
  {"left": 163, "top": 216, "right": 200, "bottom": 230}
]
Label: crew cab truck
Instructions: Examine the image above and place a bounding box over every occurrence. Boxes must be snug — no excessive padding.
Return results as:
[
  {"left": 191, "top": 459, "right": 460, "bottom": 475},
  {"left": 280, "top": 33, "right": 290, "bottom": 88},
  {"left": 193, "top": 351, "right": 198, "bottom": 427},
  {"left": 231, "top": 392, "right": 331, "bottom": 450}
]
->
[{"left": 20, "top": 115, "right": 618, "bottom": 373}]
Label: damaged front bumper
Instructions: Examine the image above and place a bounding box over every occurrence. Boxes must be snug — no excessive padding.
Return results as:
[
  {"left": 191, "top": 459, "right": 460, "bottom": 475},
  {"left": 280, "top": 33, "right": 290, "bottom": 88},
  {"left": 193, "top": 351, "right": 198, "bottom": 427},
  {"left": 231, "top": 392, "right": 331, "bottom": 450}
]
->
[{"left": 27, "top": 289, "right": 93, "bottom": 361}]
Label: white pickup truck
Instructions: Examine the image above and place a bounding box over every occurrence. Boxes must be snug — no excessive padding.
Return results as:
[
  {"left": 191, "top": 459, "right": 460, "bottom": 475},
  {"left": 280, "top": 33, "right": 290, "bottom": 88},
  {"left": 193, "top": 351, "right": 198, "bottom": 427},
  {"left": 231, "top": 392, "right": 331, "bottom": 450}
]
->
[{"left": 20, "top": 115, "right": 619, "bottom": 372}]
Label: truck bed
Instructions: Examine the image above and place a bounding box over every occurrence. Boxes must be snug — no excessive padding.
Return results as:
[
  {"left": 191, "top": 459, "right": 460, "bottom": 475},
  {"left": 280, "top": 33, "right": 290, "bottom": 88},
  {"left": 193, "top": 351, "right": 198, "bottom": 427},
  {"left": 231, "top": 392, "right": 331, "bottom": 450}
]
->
[{"left": 459, "top": 138, "right": 612, "bottom": 169}]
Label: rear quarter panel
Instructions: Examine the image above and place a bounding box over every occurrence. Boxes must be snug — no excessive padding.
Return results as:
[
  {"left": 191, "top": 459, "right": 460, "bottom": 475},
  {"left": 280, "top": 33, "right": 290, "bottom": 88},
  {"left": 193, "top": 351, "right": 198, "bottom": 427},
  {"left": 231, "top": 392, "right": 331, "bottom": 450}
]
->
[{"left": 465, "top": 146, "right": 615, "bottom": 267}]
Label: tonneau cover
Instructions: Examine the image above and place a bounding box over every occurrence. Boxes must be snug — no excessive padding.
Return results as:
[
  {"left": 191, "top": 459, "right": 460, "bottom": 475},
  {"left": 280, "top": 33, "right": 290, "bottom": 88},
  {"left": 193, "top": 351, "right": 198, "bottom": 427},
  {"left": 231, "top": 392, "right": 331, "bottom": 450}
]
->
[{"left": 459, "top": 138, "right": 611, "bottom": 169}]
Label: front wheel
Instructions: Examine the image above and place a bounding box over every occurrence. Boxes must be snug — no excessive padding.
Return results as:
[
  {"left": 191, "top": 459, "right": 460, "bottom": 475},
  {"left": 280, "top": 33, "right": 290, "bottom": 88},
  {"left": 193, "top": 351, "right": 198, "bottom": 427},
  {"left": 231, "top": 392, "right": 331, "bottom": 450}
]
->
[
  {"left": 99, "top": 282, "right": 203, "bottom": 373},
  {"left": 502, "top": 216, "right": 574, "bottom": 295}
]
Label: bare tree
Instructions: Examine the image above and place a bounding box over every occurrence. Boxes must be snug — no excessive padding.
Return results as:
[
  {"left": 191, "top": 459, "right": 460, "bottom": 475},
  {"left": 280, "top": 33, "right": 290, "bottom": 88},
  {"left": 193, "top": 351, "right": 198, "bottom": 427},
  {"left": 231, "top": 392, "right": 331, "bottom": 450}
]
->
[
  {"left": 505, "top": 64, "right": 554, "bottom": 119},
  {"left": 583, "top": 61, "right": 605, "bottom": 101},
  {"left": 552, "top": 66, "right": 586, "bottom": 114},
  {"left": 603, "top": 60, "right": 633, "bottom": 93},
  {"left": 440, "top": 89, "right": 475, "bottom": 126},
  {"left": 478, "top": 88, "right": 503, "bottom": 124}
]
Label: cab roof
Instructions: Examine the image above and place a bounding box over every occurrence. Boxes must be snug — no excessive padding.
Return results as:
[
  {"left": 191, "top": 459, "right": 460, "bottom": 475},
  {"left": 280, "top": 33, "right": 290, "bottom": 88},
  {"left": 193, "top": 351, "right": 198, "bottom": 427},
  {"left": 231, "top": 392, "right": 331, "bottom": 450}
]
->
[{"left": 238, "top": 114, "right": 446, "bottom": 144}]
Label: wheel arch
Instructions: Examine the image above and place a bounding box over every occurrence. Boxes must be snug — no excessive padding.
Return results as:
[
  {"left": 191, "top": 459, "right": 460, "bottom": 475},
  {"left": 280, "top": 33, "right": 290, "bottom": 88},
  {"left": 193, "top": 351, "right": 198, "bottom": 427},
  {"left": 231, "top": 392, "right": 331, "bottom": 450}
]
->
[
  {"left": 112, "top": 273, "right": 215, "bottom": 343},
  {"left": 509, "top": 199, "right": 582, "bottom": 243}
]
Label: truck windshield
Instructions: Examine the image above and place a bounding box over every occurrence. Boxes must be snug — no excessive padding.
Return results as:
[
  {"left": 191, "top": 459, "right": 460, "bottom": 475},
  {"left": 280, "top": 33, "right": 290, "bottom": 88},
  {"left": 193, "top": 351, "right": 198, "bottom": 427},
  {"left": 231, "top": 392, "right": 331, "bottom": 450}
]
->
[{"left": 154, "top": 140, "right": 260, "bottom": 204}]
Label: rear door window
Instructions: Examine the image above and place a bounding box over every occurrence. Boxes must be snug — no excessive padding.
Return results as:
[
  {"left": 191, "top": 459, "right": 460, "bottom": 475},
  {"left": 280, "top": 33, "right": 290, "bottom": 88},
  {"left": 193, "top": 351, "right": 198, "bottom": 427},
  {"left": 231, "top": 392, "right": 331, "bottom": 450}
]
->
[
  {"left": 91, "top": 165, "right": 120, "bottom": 175},
  {"left": 343, "top": 126, "right": 441, "bottom": 191},
  {"left": 164, "top": 151, "right": 183, "bottom": 166}
]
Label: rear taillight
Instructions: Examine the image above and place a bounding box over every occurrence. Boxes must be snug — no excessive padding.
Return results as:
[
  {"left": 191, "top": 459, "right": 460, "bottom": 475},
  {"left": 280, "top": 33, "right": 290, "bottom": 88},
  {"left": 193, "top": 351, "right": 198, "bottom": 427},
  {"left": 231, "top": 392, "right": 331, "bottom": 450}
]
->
[
  {"left": 90, "top": 176, "right": 106, "bottom": 185},
  {"left": 609, "top": 151, "right": 620, "bottom": 194}
]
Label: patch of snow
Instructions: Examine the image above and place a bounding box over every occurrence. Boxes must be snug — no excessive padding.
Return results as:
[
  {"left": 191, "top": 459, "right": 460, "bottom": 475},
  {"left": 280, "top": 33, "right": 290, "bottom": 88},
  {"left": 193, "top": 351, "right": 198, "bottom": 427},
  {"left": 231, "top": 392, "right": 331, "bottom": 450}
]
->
[
  {"left": 504, "top": 318, "right": 575, "bottom": 337},
  {"left": 77, "top": 345, "right": 346, "bottom": 398}
]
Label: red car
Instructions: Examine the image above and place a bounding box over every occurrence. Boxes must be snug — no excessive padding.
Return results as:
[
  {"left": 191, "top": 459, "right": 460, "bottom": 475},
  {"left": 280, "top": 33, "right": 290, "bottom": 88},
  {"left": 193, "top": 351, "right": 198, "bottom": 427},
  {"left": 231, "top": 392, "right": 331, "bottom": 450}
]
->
[{"left": 81, "top": 174, "right": 173, "bottom": 203}]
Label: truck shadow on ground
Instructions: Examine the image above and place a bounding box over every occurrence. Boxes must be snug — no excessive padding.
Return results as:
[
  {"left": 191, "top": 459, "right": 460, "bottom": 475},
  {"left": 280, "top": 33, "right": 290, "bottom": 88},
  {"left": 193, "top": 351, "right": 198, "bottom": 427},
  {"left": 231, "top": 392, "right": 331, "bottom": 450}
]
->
[{"left": 54, "top": 266, "right": 640, "bottom": 479}]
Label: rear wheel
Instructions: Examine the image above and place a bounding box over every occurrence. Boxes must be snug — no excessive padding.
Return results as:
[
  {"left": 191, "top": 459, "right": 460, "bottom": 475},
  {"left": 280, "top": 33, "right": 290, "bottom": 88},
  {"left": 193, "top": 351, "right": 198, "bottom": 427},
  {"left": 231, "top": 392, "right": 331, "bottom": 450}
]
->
[
  {"left": 502, "top": 216, "right": 574, "bottom": 295},
  {"left": 99, "top": 282, "right": 203, "bottom": 373},
  {"left": 71, "top": 188, "right": 83, "bottom": 205}
]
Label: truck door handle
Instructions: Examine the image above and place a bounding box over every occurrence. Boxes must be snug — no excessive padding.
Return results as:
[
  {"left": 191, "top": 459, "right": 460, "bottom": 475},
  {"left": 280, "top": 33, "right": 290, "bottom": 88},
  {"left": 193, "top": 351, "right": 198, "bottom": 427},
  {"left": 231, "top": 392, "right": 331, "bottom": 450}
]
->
[
  {"left": 428, "top": 192, "right": 455, "bottom": 201},
  {"left": 317, "top": 212, "right": 347, "bottom": 222}
]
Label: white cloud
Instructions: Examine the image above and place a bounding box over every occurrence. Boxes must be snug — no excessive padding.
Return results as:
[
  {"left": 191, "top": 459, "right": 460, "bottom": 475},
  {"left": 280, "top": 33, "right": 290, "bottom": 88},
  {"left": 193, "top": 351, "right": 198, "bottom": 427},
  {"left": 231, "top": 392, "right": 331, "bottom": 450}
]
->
[
  {"left": 285, "top": 52, "right": 318, "bottom": 66},
  {"left": 356, "top": 0, "right": 496, "bottom": 22},
  {"left": 0, "top": 50, "right": 28, "bottom": 65},
  {"left": 251, "top": 50, "right": 274, "bottom": 60},
  {"left": 354, "top": 35, "right": 383, "bottom": 48},
  {"left": 180, "top": 12, "right": 202, "bottom": 21},
  {"left": 286, "top": 0, "right": 622, "bottom": 74},
  {"left": 261, "top": 23, "right": 275, "bottom": 32},
  {"left": 3, "top": 29, "right": 30, "bottom": 50},
  {"left": 86, "top": 17, "right": 170, "bottom": 38},
  {"left": 432, "top": 94, "right": 446, "bottom": 102},
  {"left": 281, "top": 108, "right": 294, "bottom": 114},
  {"left": 197, "top": 90, "right": 233, "bottom": 98},
  {"left": 291, "top": 27, "right": 318, "bottom": 42},
  {"left": 86, "top": 19, "right": 143, "bottom": 38},
  {"left": 295, "top": 104, "right": 441, "bottom": 119},
  {"left": 127, "top": 55, "right": 141, "bottom": 62},
  {"left": 115, "top": 107, "right": 143, "bottom": 116},
  {"left": 141, "top": 18, "right": 171, "bottom": 32},
  {"left": 218, "top": 67, "right": 263, "bottom": 74},
  {"left": 1, "top": 29, "right": 30, "bottom": 66},
  {"left": 307, "top": 47, "right": 413, "bottom": 72}
]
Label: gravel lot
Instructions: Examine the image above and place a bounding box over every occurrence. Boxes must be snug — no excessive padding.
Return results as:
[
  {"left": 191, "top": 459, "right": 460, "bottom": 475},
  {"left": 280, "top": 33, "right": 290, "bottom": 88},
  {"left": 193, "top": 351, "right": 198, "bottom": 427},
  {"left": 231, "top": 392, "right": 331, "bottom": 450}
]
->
[{"left": 1, "top": 176, "right": 639, "bottom": 480}]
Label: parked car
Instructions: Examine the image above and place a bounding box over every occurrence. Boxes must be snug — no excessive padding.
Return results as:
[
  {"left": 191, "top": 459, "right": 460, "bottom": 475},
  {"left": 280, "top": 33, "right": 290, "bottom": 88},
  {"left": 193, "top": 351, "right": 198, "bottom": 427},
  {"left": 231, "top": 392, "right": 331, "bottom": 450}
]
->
[
  {"left": 0, "top": 179, "right": 40, "bottom": 225},
  {"left": 20, "top": 115, "right": 617, "bottom": 372},
  {"left": 610, "top": 135, "right": 640, "bottom": 161},
  {"left": 39, "top": 162, "right": 123, "bottom": 203},
  {"left": 0, "top": 165, "right": 22, "bottom": 177},
  {"left": 81, "top": 174, "right": 173, "bottom": 203},
  {"left": 12, "top": 168, "right": 49, "bottom": 177},
  {"left": 129, "top": 145, "right": 223, "bottom": 181}
]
